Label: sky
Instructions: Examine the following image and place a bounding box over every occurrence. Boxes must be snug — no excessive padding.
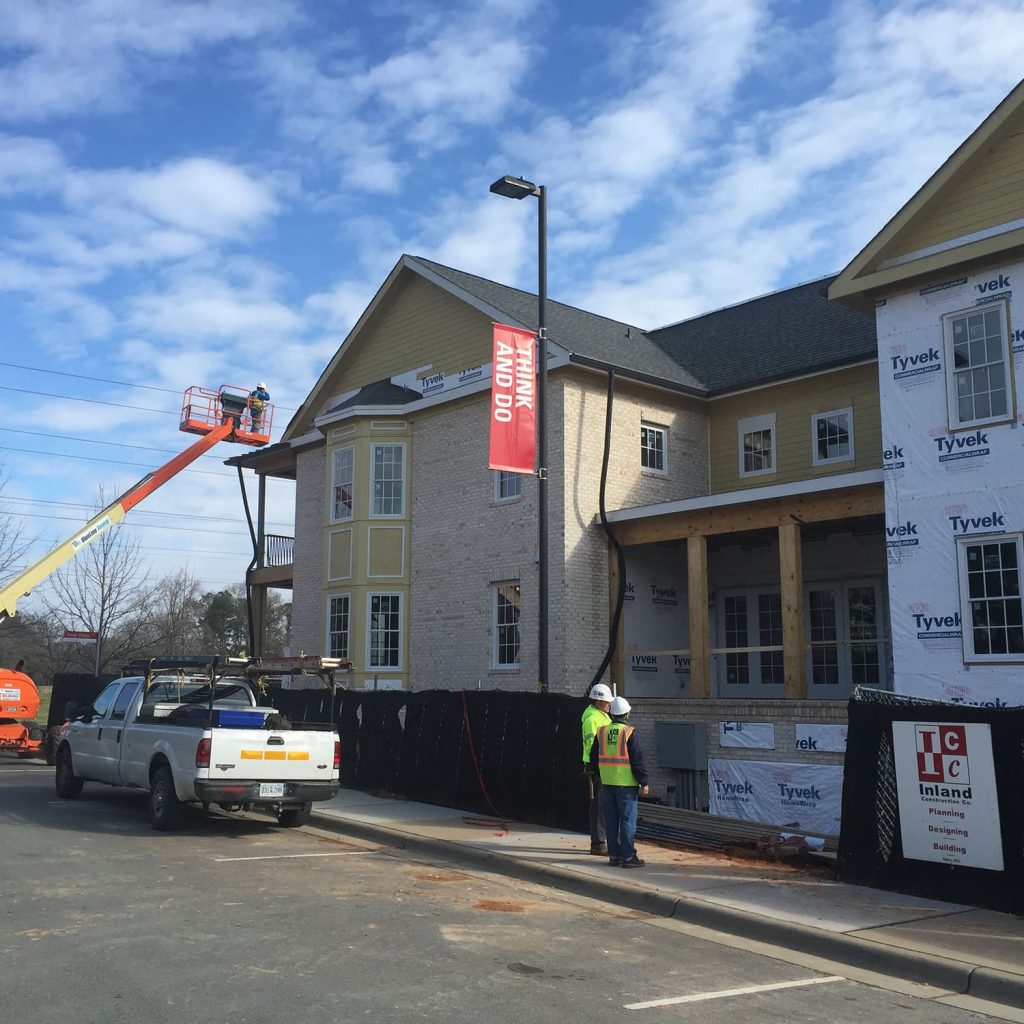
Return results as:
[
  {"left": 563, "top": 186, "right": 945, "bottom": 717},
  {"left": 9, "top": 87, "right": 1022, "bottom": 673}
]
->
[{"left": 0, "top": 0, "right": 1022, "bottom": 618}]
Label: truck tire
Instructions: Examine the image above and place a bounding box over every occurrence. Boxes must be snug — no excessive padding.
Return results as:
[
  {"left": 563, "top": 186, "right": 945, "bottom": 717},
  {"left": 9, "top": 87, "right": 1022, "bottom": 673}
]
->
[
  {"left": 276, "top": 802, "right": 312, "bottom": 828},
  {"left": 150, "top": 766, "right": 182, "bottom": 832},
  {"left": 55, "top": 745, "right": 84, "bottom": 799}
]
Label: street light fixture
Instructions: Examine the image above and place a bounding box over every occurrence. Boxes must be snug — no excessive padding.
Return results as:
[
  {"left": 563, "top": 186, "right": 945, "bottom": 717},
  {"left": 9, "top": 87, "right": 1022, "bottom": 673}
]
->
[{"left": 489, "top": 174, "right": 549, "bottom": 693}]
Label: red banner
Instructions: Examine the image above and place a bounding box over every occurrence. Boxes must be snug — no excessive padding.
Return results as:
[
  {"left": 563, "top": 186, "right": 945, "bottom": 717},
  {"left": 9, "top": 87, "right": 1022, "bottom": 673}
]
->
[{"left": 488, "top": 323, "right": 536, "bottom": 473}]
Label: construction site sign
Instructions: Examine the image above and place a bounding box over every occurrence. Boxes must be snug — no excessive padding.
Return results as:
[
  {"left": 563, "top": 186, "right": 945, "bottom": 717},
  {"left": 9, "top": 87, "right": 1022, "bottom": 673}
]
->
[{"left": 488, "top": 322, "right": 536, "bottom": 474}]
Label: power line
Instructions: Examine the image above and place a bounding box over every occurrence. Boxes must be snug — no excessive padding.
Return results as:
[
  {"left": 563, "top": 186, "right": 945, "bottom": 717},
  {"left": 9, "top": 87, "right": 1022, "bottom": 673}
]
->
[
  {"left": 0, "top": 426, "right": 224, "bottom": 460},
  {"left": 0, "top": 384, "right": 174, "bottom": 415},
  {"left": 0, "top": 445, "right": 236, "bottom": 479},
  {"left": 22, "top": 514, "right": 262, "bottom": 537},
  {"left": 2, "top": 494, "right": 292, "bottom": 528}
]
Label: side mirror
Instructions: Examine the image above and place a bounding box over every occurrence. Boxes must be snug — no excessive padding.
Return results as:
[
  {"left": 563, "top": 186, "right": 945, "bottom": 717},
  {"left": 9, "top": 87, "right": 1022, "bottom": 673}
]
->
[{"left": 77, "top": 707, "right": 95, "bottom": 723}]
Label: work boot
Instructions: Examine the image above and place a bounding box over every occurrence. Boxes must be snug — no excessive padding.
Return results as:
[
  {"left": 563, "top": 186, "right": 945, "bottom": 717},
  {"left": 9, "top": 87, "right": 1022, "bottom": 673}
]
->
[
  {"left": 590, "top": 843, "right": 608, "bottom": 856},
  {"left": 619, "top": 856, "right": 645, "bottom": 868},
  {"left": 609, "top": 857, "right": 622, "bottom": 867}
]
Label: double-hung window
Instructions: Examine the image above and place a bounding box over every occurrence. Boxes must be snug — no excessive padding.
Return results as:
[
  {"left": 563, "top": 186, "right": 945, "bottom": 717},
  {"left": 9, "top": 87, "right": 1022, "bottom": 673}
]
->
[
  {"left": 811, "top": 408, "right": 854, "bottom": 466},
  {"left": 641, "top": 422, "right": 667, "bottom": 474},
  {"left": 738, "top": 414, "right": 776, "bottom": 477},
  {"left": 957, "top": 534, "right": 1024, "bottom": 662},
  {"left": 943, "top": 303, "right": 1013, "bottom": 429},
  {"left": 493, "top": 470, "right": 522, "bottom": 502},
  {"left": 327, "top": 593, "right": 351, "bottom": 659},
  {"left": 371, "top": 444, "right": 405, "bottom": 517},
  {"left": 492, "top": 582, "right": 521, "bottom": 668},
  {"left": 367, "top": 593, "right": 401, "bottom": 669},
  {"left": 331, "top": 447, "right": 354, "bottom": 522}
]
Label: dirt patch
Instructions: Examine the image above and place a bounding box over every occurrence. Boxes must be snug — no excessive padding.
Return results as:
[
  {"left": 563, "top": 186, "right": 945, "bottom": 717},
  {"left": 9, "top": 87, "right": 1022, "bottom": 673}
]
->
[{"left": 474, "top": 899, "right": 526, "bottom": 913}]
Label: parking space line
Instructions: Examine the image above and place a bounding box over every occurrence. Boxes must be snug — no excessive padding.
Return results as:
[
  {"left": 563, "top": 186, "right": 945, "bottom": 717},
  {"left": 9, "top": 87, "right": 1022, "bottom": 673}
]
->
[
  {"left": 624, "top": 975, "right": 844, "bottom": 1010},
  {"left": 213, "top": 851, "right": 372, "bottom": 862}
]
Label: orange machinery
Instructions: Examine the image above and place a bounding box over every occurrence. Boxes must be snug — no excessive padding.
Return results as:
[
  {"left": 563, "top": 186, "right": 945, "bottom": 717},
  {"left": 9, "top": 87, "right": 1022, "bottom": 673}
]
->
[{"left": 0, "top": 384, "right": 273, "bottom": 756}]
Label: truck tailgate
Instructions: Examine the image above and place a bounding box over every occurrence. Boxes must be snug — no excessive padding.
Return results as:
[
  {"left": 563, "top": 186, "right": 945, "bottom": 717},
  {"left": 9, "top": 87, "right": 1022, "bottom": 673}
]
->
[{"left": 208, "top": 728, "right": 335, "bottom": 780}]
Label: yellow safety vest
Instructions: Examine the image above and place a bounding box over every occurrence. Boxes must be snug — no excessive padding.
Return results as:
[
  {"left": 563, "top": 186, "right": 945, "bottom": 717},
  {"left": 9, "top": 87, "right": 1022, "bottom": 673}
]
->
[
  {"left": 596, "top": 723, "right": 638, "bottom": 787},
  {"left": 581, "top": 704, "right": 611, "bottom": 764}
]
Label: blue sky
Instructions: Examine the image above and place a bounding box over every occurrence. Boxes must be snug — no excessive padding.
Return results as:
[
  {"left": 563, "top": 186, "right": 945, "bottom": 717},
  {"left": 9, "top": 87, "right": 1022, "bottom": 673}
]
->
[{"left": 1, "top": 0, "right": 1022, "bottom": 605}]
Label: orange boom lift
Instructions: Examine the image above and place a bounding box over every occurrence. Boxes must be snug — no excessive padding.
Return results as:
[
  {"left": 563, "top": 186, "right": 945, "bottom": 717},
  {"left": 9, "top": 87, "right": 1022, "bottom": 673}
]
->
[{"left": 0, "top": 384, "right": 273, "bottom": 756}]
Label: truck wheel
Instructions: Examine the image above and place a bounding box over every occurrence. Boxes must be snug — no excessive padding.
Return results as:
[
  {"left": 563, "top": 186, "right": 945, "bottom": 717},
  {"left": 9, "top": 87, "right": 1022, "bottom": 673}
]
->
[
  {"left": 150, "top": 766, "right": 182, "bottom": 832},
  {"left": 276, "top": 802, "right": 312, "bottom": 828},
  {"left": 55, "top": 746, "right": 84, "bottom": 799}
]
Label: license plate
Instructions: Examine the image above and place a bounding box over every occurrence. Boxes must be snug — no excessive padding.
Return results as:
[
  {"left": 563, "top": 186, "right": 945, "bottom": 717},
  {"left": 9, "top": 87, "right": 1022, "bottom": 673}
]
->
[{"left": 259, "top": 783, "right": 285, "bottom": 798}]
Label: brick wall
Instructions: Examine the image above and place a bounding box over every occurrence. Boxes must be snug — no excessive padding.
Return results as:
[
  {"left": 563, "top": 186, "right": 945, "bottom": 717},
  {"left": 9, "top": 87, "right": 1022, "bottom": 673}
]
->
[{"left": 289, "top": 444, "right": 326, "bottom": 655}]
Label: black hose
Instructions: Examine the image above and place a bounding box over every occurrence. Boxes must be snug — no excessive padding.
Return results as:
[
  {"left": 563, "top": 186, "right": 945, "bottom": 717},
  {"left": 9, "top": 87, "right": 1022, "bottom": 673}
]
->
[
  {"left": 587, "top": 368, "right": 627, "bottom": 695},
  {"left": 236, "top": 466, "right": 259, "bottom": 656}
]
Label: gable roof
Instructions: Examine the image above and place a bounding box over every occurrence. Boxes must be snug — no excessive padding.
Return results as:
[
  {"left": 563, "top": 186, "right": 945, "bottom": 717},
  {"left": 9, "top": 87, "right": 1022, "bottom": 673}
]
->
[
  {"left": 830, "top": 80, "right": 1024, "bottom": 309},
  {"left": 647, "top": 275, "right": 876, "bottom": 394},
  {"left": 326, "top": 379, "right": 422, "bottom": 414}
]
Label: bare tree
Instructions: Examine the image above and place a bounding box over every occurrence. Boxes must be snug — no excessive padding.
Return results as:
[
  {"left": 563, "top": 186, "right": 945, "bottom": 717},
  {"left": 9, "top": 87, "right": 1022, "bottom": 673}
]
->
[
  {"left": 148, "top": 569, "right": 206, "bottom": 654},
  {"left": 41, "top": 490, "right": 156, "bottom": 675},
  {"left": 0, "top": 464, "right": 33, "bottom": 590}
]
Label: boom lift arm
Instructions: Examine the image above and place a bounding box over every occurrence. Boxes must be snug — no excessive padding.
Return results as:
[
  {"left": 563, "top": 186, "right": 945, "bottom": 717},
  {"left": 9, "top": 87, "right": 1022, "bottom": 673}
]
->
[{"left": 0, "top": 384, "right": 273, "bottom": 625}]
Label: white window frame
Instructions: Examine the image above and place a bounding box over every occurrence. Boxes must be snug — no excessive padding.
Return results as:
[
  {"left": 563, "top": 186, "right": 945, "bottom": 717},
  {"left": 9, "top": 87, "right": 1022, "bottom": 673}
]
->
[
  {"left": 370, "top": 443, "right": 406, "bottom": 519},
  {"left": 491, "top": 581, "right": 521, "bottom": 669},
  {"left": 640, "top": 421, "right": 668, "bottom": 475},
  {"left": 492, "top": 470, "right": 522, "bottom": 503},
  {"left": 365, "top": 592, "right": 402, "bottom": 671},
  {"left": 331, "top": 446, "right": 354, "bottom": 523},
  {"left": 738, "top": 413, "right": 776, "bottom": 478},
  {"left": 811, "top": 407, "right": 854, "bottom": 466},
  {"left": 956, "top": 533, "right": 1024, "bottom": 664},
  {"left": 326, "top": 592, "right": 352, "bottom": 660},
  {"left": 942, "top": 301, "right": 1014, "bottom": 431}
]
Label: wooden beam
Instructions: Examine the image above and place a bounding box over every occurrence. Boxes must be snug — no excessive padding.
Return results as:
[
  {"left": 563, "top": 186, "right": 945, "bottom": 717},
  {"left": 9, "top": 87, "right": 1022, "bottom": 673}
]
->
[
  {"left": 609, "top": 548, "right": 625, "bottom": 696},
  {"left": 686, "top": 535, "right": 710, "bottom": 699},
  {"left": 779, "top": 521, "right": 805, "bottom": 699},
  {"left": 613, "top": 482, "right": 883, "bottom": 547}
]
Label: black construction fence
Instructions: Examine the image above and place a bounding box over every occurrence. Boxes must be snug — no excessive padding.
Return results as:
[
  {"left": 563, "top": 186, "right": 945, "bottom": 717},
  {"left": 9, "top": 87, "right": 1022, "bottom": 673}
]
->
[
  {"left": 271, "top": 686, "right": 589, "bottom": 833},
  {"left": 838, "top": 688, "right": 1024, "bottom": 914}
]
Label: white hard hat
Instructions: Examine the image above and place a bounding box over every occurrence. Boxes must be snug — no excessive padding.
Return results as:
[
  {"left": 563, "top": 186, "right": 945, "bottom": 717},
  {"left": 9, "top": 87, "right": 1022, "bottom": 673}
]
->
[
  {"left": 610, "top": 696, "right": 631, "bottom": 716},
  {"left": 589, "top": 683, "right": 613, "bottom": 702},
  {"left": 257, "top": 382, "right": 267, "bottom": 390}
]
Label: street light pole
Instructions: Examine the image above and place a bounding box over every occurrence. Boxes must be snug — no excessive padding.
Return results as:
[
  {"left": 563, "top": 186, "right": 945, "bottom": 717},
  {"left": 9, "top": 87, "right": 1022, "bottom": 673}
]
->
[{"left": 489, "top": 175, "right": 549, "bottom": 692}]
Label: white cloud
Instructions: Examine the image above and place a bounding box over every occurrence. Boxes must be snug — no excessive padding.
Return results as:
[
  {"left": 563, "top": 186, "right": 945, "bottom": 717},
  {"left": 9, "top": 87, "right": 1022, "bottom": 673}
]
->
[{"left": 0, "top": 134, "right": 65, "bottom": 194}]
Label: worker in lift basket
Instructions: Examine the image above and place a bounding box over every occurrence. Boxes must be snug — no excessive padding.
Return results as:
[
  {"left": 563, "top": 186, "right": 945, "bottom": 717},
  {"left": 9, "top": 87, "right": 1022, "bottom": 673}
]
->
[
  {"left": 581, "top": 683, "right": 613, "bottom": 856},
  {"left": 590, "top": 696, "right": 649, "bottom": 868},
  {"left": 249, "top": 382, "right": 270, "bottom": 432}
]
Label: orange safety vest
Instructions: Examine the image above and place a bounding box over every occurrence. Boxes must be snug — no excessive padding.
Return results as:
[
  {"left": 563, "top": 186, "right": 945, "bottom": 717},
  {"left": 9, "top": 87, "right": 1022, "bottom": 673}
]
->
[{"left": 596, "top": 723, "right": 638, "bottom": 787}]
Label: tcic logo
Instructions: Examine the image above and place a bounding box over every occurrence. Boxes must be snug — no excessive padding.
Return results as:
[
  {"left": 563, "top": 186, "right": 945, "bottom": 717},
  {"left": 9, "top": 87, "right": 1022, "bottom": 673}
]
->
[
  {"left": 934, "top": 430, "right": 990, "bottom": 463},
  {"left": 885, "top": 520, "right": 919, "bottom": 548},
  {"left": 916, "top": 724, "right": 971, "bottom": 796},
  {"left": 882, "top": 442, "right": 905, "bottom": 471},
  {"left": 891, "top": 346, "right": 941, "bottom": 380}
]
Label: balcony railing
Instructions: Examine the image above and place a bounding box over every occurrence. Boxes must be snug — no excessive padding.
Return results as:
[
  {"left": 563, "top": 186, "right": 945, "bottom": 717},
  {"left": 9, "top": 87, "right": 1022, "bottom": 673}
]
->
[{"left": 263, "top": 534, "right": 294, "bottom": 567}]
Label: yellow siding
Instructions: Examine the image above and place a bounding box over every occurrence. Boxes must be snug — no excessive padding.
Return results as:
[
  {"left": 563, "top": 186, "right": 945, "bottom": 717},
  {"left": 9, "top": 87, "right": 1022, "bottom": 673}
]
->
[
  {"left": 368, "top": 526, "right": 405, "bottom": 577},
  {"left": 709, "top": 364, "right": 880, "bottom": 493},
  {"left": 878, "top": 114, "right": 1024, "bottom": 261},
  {"left": 328, "top": 273, "right": 492, "bottom": 401}
]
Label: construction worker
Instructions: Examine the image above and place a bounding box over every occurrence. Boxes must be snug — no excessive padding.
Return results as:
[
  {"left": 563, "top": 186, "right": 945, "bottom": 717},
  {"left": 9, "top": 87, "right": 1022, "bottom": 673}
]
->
[
  {"left": 249, "top": 382, "right": 270, "bottom": 431},
  {"left": 590, "top": 695, "right": 649, "bottom": 867},
  {"left": 581, "top": 682, "right": 613, "bottom": 855}
]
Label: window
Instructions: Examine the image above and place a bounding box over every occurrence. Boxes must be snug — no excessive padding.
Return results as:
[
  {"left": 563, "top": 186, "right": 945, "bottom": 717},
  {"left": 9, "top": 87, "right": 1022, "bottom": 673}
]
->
[
  {"left": 367, "top": 593, "right": 401, "bottom": 669},
  {"left": 110, "top": 681, "right": 139, "bottom": 721},
  {"left": 331, "top": 447, "right": 354, "bottom": 522},
  {"left": 492, "top": 582, "right": 521, "bottom": 667},
  {"left": 957, "top": 534, "right": 1024, "bottom": 662},
  {"left": 738, "top": 414, "right": 776, "bottom": 477},
  {"left": 641, "top": 423, "right": 667, "bottom": 474},
  {"left": 943, "top": 303, "right": 1012, "bottom": 429},
  {"left": 812, "top": 408, "right": 854, "bottom": 465},
  {"left": 327, "top": 594, "right": 351, "bottom": 659},
  {"left": 493, "top": 470, "right": 522, "bottom": 502},
  {"left": 371, "top": 444, "right": 405, "bottom": 517},
  {"left": 90, "top": 681, "right": 123, "bottom": 718}
]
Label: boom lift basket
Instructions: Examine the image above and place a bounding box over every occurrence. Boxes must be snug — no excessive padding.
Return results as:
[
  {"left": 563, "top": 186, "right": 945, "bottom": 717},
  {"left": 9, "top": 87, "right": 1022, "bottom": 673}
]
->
[{"left": 180, "top": 385, "right": 273, "bottom": 447}]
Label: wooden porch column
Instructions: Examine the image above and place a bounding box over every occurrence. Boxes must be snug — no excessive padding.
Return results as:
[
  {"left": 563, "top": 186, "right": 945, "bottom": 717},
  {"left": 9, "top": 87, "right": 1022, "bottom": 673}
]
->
[
  {"left": 609, "top": 549, "right": 625, "bottom": 695},
  {"left": 779, "top": 521, "right": 805, "bottom": 699},
  {"left": 686, "top": 534, "right": 710, "bottom": 698}
]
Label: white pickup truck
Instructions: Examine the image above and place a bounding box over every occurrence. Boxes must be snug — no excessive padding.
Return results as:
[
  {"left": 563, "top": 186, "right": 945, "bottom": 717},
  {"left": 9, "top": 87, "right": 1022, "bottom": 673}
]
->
[{"left": 54, "top": 673, "right": 340, "bottom": 830}]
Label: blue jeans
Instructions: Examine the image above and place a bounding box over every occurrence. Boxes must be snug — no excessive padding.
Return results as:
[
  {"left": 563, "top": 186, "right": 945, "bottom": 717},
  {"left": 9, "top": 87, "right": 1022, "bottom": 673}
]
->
[{"left": 602, "top": 785, "right": 638, "bottom": 861}]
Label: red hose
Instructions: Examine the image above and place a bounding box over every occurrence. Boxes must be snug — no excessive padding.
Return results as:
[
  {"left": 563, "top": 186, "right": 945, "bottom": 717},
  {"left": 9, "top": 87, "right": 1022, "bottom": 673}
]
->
[{"left": 460, "top": 689, "right": 503, "bottom": 820}]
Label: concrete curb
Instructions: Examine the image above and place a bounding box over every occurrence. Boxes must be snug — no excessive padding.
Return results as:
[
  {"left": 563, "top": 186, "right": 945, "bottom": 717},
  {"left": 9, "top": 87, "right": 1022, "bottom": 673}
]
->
[{"left": 311, "top": 810, "right": 1024, "bottom": 1010}]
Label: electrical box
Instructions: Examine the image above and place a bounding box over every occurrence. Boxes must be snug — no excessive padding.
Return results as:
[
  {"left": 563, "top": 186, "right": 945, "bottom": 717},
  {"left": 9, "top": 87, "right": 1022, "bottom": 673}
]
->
[{"left": 654, "top": 722, "right": 707, "bottom": 771}]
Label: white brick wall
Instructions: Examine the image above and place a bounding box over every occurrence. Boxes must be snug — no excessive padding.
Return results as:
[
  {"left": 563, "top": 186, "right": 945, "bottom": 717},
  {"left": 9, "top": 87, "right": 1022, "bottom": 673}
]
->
[{"left": 290, "top": 444, "right": 326, "bottom": 655}]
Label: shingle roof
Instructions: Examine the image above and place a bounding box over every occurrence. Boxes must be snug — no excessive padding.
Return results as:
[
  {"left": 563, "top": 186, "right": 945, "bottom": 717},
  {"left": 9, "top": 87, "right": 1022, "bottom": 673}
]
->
[
  {"left": 646, "top": 275, "right": 877, "bottom": 394},
  {"left": 408, "top": 256, "right": 705, "bottom": 392},
  {"left": 326, "top": 379, "right": 422, "bottom": 412}
]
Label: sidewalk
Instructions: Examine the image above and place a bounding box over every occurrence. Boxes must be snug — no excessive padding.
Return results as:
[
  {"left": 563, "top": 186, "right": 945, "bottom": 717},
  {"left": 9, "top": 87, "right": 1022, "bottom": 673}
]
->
[{"left": 311, "top": 790, "right": 1024, "bottom": 1016}]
